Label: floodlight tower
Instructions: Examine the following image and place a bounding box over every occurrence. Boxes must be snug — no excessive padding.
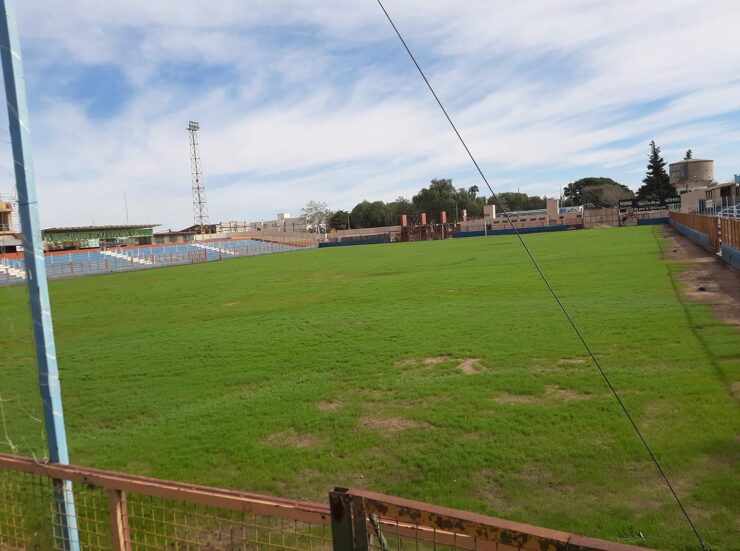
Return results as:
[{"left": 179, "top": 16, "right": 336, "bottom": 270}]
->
[{"left": 188, "top": 120, "right": 210, "bottom": 236}]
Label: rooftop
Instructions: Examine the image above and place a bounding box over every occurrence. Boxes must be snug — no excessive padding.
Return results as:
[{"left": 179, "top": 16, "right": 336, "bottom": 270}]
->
[{"left": 43, "top": 224, "right": 159, "bottom": 233}]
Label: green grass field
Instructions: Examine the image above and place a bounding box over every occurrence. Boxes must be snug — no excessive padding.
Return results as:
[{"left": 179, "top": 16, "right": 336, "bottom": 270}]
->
[{"left": 1, "top": 226, "right": 738, "bottom": 550}]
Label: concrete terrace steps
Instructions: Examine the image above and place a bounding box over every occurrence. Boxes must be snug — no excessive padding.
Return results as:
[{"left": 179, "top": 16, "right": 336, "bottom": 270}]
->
[
  {"left": 0, "top": 263, "right": 25, "bottom": 280},
  {"left": 192, "top": 242, "right": 236, "bottom": 255},
  {"left": 100, "top": 249, "right": 153, "bottom": 265}
]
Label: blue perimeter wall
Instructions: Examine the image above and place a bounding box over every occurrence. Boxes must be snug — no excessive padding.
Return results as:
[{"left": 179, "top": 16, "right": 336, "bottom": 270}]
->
[
  {"left": 636, "top": 217, "right": 668, "bottom": 225},
  {"left": 721, "top": 243, "right": 740, "bottom": 269},
  {"left": 453, "top": 225, "right": 575, "bottom": 239},
  {"left": 669, "top": 218, "right": 740, "bottom": 269},
  {"left": 319, "top": 235, "right": 390, "bottom": 248}
]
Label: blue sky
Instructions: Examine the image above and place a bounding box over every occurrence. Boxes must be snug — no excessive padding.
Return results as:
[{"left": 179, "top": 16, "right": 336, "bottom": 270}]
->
[{"left": 2, "top": 0, "right": 739, "bottom": 229}]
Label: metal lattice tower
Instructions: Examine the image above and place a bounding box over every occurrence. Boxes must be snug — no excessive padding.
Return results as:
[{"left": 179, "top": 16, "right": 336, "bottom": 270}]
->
[{"left": 188, "top": 121, "right": 210, "bottom": 235}]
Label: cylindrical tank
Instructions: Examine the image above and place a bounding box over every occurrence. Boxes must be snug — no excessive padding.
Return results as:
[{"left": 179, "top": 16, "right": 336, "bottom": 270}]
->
[
  {"left": 401, "top": 214, "right": 407, "bottom": 226},
  {"left": 669, "top": 159, "right": 714, "bottom": 192},
  {"left": 441, "top": 211, "right": 447, "bottom": 224},
  {"left": 420, "top": 212, "right": 427, "bottom": 225},
  {"left": 462, "top": 209, "right": 467, "bottom": 222}
]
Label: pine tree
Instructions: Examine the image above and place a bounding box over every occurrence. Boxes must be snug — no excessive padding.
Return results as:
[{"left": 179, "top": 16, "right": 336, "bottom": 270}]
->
[
  {"left": 685, "top": 149, "right": 693, "bottom": 160},
  {"left": 637, "top": 140, "right": 675, "bottom": 200}
]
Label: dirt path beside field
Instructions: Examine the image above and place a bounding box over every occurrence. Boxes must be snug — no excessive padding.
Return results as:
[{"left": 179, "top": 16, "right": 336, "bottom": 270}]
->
[{"left": 661, "top": 226, "right": 740, "bottom": 328}]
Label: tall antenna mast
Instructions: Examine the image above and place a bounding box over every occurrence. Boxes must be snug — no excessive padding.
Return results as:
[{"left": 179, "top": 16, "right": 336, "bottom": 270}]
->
[{"left": 188, "top": 120, "right": 209, "bottom": 236}]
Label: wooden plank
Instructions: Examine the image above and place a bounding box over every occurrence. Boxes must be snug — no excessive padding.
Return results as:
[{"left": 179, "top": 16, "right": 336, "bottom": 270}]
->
[{"left": 107, "top": 489, "right": 131, "bottom": 551}]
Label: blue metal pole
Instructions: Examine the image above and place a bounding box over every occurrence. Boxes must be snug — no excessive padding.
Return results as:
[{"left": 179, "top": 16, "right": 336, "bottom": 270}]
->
[{"left": 0, "top": 1, "right": 80, "bottom": 549}]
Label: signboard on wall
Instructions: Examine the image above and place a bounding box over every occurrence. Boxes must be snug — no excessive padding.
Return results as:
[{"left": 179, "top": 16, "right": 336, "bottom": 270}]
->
[{"left": 619, "top": 197, "right": 680, "bottom": 211}]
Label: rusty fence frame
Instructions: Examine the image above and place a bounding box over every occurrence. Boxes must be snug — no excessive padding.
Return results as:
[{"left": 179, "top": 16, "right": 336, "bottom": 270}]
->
[
  {"left": 329, "top": 488, "right": 654, "bottom": 551},
  {"left": 0, "top": 453, "right": 332, "bottom": 550},
  {"left": 1, "top": 454, "right": 655, "bottom": 551}
]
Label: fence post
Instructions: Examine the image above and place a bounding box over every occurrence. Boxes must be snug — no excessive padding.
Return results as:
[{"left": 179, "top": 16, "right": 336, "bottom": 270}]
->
[
  {"left": 0, "top": 1, "right": 80, "bottom": 548},
  {"left": 329, "top": 489, "right": 368, "bottom": 551},
  {"left": 107, "top": 489, "right": 131, "bottom": 551}
]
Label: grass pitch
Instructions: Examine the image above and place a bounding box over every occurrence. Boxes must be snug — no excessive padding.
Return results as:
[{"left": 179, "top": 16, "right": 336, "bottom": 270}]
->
[{"left": 1, "top": 226, "right": 738, "bottom": 550}]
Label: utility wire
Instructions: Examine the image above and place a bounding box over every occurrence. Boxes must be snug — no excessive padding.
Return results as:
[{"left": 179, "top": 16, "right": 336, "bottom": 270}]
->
[{"left": 374, "top": 1, "right": 707, "bottom": 549}]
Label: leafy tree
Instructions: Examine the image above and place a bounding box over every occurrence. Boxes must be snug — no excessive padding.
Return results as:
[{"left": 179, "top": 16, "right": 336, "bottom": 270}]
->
[
  {"left": 301, "top": 200, "right": 332, "bottom": 233},
  {"left": 562, "top": 177, "right": 626, "bottom": 206},
  {"left": 637, "top": 141, "right": 675, "bottom": 200},
  {"left": 488, "top": 192, "right": 546, "bottom": 211},
  {"left": 386, "top": 197, "right": 417, "bottom": 225},
  {"left": 684, "top": 149, "right": 693, "bottom": 160},
  {"left": 454, "top": 186, "right": 486, "bottom": 220},
  {"left": 580, "top": 184, "right": 634, "bottom": 208},
  {"left": 350, "top": 200, "right": 391, "bottom": 228},
  {"left": 412, "top": 179, "right": 457, "bottom": 223},
  {"left": 328, "top": 210, "right": 351, "bottom": 231}
]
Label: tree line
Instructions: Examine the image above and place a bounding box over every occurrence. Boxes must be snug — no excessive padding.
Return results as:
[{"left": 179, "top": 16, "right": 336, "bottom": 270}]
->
[
  {"left": 325, "top": 179, "right": 548, "bottom": 230},
  {"left": 302, "top": 141, "right": 683, "bottom": 231}
]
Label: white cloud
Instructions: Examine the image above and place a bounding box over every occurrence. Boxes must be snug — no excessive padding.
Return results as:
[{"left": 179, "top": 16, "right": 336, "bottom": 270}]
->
[{"left": 0, "top": 0, "right": 737, "bottom": 228}]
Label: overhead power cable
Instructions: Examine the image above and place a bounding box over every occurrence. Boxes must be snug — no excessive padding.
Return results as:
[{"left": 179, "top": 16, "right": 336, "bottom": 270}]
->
[{"left": 373, "top": 1, "right": 707, "bottom": 549}]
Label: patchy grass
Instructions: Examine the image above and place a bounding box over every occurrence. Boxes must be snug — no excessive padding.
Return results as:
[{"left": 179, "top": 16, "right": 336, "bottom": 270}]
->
[{"left": 1, "top": 226, "right": 738, "bottom": 550}]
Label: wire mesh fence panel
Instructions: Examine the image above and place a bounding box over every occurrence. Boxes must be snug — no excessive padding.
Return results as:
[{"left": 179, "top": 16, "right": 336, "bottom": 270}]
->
[
  {"left": 124, "top": 494, "right": 332, "bottom": 551},
  {"left": 0, "top": 469, "right": 111, "bottom": 551},
  {"left": 363, "top": 518, "right": 490, "bottom": 551},
  {"left": 0, "top": 454, "right": 333, "bottom": 551}
]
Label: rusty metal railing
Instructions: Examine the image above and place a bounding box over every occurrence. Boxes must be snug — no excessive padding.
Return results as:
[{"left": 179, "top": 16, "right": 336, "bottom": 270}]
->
[
  {"left": 329, "top": 488, "right": 654, "bottom": 551},
  {"left": 0, "top": 454, "right": 655, "bottom": 551},
  {"left": 0, "top": 453, "right": 332, "bottom": 550}
]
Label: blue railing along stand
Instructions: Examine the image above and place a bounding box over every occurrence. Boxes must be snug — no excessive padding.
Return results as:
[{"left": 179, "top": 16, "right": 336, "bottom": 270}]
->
[{"left": 0, "top": 1, "right": 80, "bottom": 549}]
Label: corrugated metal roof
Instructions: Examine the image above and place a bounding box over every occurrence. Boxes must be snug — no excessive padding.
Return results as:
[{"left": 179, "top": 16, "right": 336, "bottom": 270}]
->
[{"left": 42, "top": 224, "right": 159, "bottom": 232}]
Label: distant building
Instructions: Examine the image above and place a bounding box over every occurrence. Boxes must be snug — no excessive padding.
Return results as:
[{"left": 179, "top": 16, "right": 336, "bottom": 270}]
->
[
  {"left": 249, "top": 213, "right": 309, "bottom": 233},
  {"left": 679, "top": 182, "right": 740, "bottom": 214},
  {"left": 0, "top": 195, "right": 22, "bottom": 251},
  {"left": 734, "top": 174, "right": 740, "bottom": 184},
  {"left": 669, "top": 159, "right": 714, "bottom": 192}
]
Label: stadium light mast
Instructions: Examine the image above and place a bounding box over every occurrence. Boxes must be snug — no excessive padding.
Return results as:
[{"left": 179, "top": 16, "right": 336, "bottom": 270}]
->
[
  {"left": 0, "top": 1, "right": 80, "bottom": 549},
  {"left": 188, "top": 120, "right": 210, "bottom": 237}
]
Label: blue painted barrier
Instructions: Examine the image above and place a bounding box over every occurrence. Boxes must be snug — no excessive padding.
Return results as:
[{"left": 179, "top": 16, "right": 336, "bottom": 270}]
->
[
  {"left": 636, "top": 217, "right": 668, "bottom": 225},
  {"left": 319, "top": 235, "right": 390, "bottom": 248},
  {"left": 671, "top": 221, "right": 712, "bottom": 250},
  {"left": 720, "top": 243, "right": 740, "bottom": 269},
  {"left": 453, "top": 225, "right": 577, "bottom": 239}
]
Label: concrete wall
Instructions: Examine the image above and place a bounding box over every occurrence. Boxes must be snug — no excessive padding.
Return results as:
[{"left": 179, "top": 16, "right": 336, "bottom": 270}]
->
[{"left": 583, "top": 208, "right": 619, "bottom": 228}]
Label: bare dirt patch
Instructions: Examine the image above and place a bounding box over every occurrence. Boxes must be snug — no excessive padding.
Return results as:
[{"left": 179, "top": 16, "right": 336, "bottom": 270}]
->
[
  {"left": 492, "top": 392, "right": 539, "bottom": 405},
  {"left": 558, "top": 357, "right": 587, "bottom": 365},
  {"left": 494, "top": 385, "right": 597, "bottom": 404},
  {"left": 316, "top": 401, "right": 342, "bottom": 411},
  {"left": 732, "top": 381, "right": 740, "bottom": 401},
  {"left": 662, "top": 227, "right": 740, "bottom": 328},
  {"left": 265, "top": 428, "right": 318, "bottom": 449},
  {"left": 544, "top": 384, "right": 595, "bottom": 401},
  {"left": 456, "top": 358, "right": 486, "bottom": 375},
  {"left": 424, "top": 355, "right": 453, "bottom": 366},
  {"left": 358, "top": 416, "right": 430, "bottom": 432},
  {"left": 475, "top": 470, "right": 516, "bottom": 514},
  {"left": 396, "top": 356, "right": 487, "bottom": 375}
]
